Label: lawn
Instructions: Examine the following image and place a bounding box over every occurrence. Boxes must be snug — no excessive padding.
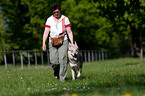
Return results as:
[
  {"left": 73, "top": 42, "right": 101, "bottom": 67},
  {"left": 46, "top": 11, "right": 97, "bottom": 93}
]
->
[{"left": 0, "top": 58, "right": 145, "bottom": 96}]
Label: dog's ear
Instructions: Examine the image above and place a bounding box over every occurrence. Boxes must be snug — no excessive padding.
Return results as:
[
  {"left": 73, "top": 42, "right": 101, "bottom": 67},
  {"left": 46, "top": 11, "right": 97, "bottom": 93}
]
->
[
  {"left": 75, "top": 42, "right": 78, "bottom": 47},
  {"left": 69, "top": 42, "right": 72, "bottom": 48},
  {"left": 69, "top": 42, "right": 71, "bottom": 45},
  {"left": 75, "top": 42, "right": 77, "bottom": 45}
]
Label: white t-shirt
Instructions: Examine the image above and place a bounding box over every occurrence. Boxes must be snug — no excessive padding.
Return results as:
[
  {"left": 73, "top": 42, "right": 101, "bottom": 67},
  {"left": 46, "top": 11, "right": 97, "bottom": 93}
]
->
[{"left": 45, "top": 15, "right": 71, "bottom": 42}]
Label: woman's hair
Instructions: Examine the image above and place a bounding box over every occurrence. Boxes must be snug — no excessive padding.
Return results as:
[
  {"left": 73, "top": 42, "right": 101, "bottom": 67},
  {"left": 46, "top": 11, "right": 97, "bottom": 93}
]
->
[{"left": 51, "top": 3, "right": 61, "bottom": 13}]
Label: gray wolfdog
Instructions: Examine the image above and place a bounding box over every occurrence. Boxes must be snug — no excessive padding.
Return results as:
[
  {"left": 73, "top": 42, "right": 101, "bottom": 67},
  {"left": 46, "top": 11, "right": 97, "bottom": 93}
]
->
[{"left": 68, "top": 42, "right": 83, "bottom": 80}]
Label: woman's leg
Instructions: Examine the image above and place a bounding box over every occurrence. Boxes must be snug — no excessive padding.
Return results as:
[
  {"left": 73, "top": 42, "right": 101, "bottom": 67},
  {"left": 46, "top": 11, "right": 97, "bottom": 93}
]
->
[
  {"left": 49, "top": 43, "right": 59, "bottom": 78},
  {"left": 58, "top": 40, "right": 68, "bottom": 81}
]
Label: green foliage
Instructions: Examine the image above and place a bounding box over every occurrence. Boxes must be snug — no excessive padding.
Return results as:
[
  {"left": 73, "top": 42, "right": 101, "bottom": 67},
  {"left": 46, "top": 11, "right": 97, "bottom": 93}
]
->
[
  {"left": 61, "top": 0, "right": 115, "bottom": 50},
  {"left": 97, "top": 0, "right": 145, "bottom": 50},
  {"left": 0, "top": 13, "right": 10, "bottom": 63},
  {"left": 0, "top": 0, "right": 64, "bottom": 50},
  {"left": 0, "top": 13, "right": 10, "bottom": 50},
  {"left": 0, "top": 58, "right": 145, "bottom": 96},
  {"left": 0, "top": 0, "right": 145, "bottom": 51}
]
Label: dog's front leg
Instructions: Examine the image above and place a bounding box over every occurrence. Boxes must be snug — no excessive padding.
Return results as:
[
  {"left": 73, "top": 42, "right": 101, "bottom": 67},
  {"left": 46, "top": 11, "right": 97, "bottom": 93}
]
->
[
  {"left": 77, "top": 68, "right": 82, "bottom": 78},
  {"left": 71, "top": 68, "right": 75, "bottom": 80}
]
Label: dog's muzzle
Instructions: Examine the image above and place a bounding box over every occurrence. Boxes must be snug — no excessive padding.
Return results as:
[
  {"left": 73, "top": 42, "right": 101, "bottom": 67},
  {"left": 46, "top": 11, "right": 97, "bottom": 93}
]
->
[{"left": 71, "top": 53, "right": 77, "bottom": 61}]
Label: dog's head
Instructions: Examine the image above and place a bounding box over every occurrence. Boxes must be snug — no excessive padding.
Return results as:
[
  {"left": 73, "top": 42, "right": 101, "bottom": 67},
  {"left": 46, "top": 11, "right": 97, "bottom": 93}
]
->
[{"left": 68, "top": 42, "right": 79, "bottom": 61}]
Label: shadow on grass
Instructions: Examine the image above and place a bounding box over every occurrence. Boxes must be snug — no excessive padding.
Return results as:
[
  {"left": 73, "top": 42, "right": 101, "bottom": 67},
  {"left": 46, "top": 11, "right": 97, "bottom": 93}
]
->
[{"left": 65, "top": 74, "right": 86, "bottom": 81}]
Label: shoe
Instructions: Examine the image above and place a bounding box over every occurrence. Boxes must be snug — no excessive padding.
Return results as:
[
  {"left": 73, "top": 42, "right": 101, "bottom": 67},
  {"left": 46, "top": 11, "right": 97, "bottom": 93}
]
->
[
  {"left": 55, "top": 76, "right": 59, "bottom": 79},
  {"left": 52, "top": 64, "right": 60, "bottom": 79}
]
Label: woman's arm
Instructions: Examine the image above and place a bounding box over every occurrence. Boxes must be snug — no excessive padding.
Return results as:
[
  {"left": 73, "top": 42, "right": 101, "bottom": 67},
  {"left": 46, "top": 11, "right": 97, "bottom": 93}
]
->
[
  {"left": 66, "top": 27, "right": 73, "bottom": 44},
  {"left": 42, "top": 28, "right": 50, "bottom": 51}
]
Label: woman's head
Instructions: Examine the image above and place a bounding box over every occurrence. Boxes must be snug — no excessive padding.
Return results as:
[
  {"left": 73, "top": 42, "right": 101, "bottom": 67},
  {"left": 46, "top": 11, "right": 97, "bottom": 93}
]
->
[{"left": 51, "top": 3, "right": 61, "bottom": 19}]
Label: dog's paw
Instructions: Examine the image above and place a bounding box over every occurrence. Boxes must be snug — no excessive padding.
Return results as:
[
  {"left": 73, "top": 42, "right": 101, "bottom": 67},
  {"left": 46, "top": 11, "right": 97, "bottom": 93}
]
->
[
  {"left": 72, "top": 78, "right": 75, "bottom": 81},
  {"left": 77, "top": 75, "right": 80, "bottom": 78},
  {"left": 77, "top": 76, "right": 80, "bottom": 79}
]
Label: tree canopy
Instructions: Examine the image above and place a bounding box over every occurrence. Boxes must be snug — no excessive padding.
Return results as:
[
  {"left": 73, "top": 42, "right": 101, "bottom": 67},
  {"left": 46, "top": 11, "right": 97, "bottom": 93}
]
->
[{"left": 0, "top": 0, "right": 145, "bottom": 53}]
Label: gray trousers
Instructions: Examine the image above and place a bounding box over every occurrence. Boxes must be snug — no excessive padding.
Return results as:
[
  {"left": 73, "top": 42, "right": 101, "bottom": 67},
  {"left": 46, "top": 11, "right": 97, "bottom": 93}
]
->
[{"left": 49, "top": 40, "right": 68, "bottom": 81}]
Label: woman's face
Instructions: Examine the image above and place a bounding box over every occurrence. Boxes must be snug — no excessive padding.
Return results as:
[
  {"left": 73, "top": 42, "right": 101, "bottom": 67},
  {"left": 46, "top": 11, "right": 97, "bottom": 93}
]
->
[{"left": 53, "top": 9, "right": 60, "bottom": 19}]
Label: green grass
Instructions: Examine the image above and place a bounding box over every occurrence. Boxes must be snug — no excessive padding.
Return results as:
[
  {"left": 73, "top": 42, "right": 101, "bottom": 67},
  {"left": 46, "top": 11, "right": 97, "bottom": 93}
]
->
[{"left": 1, "top": 58, "right": 145, "bottom": 96}]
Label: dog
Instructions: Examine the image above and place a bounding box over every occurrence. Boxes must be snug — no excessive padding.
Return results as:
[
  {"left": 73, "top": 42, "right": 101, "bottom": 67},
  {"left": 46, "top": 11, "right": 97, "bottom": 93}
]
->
[{"left": 68, "top": 42, "right": 83, "bottom": 80}]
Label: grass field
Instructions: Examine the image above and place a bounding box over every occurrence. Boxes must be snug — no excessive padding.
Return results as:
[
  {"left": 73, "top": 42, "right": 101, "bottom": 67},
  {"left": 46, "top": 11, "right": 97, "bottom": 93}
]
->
[{"left": 0, "top": 58, "right": 145, "bottom": 96}]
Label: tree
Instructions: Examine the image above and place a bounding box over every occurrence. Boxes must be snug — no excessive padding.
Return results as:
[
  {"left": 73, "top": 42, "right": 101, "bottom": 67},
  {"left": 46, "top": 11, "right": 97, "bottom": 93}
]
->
[
  {"left": 0, "top": 0, "right": 145, "bottom": 58},
  {"left": 0, "top": 0, "right": 63, "bottom": 50},
  {"left": 96, "top": 0, "right": 145, "bottom": 62},
  {"left": 61, "top": 0, "right": 115, "bottom": 50},
  {"left": 0, "top": 13, "right": 10, "bottom": 63}
]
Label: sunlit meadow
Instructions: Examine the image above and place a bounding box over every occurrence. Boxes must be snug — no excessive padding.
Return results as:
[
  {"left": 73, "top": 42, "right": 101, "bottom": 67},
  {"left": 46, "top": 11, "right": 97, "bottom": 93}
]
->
[{"left": 0, "top": 58, "right": 145, "bottom": 96}]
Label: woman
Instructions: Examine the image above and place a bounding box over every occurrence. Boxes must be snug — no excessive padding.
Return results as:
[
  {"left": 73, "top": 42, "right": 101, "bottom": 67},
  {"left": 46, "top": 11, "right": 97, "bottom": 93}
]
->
[{"left": 42, "top": 3, "right": 73, "bottom": 82}]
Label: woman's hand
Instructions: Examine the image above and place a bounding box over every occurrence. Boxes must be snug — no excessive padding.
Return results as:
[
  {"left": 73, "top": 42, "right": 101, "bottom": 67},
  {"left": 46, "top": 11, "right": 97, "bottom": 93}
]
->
[{"left": 42, "top": 44, "right": 46, "bottom": 51}]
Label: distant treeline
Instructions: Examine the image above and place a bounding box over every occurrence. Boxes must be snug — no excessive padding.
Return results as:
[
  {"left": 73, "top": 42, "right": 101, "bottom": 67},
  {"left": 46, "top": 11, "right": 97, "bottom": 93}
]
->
[{"left": 0, "top": 0, "right": 145, "bottom": 52}]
